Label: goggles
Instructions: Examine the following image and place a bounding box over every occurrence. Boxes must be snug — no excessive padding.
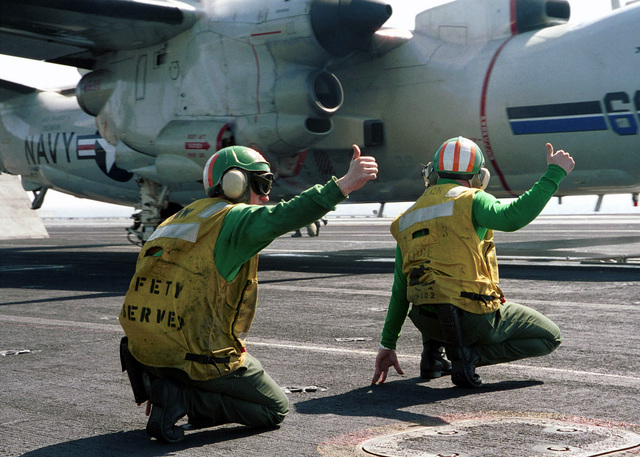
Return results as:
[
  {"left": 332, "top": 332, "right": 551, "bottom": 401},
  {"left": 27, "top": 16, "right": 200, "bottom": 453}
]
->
[{"left": 249, "top": 172, "right": 274, "bottom": 196}]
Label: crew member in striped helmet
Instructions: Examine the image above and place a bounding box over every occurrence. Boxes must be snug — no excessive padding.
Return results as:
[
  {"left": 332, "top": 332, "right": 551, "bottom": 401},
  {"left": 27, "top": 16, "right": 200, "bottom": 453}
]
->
[{"left": 372, "top": 137, "right": 575, "bottom": 388}]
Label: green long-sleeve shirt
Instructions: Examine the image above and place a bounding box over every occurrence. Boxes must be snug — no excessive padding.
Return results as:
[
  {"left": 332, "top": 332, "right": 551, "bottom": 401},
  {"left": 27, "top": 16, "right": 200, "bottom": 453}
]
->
[
  {"left": 214, "top": 178, "right": 346, "bottom": 282},
  {"left": 380, "top": 164, "right": 568, "bottom": 350}
]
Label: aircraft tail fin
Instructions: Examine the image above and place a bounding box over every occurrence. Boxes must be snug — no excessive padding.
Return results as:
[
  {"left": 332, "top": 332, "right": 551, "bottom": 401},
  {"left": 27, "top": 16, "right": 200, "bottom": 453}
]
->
[{"left": 0, "top": 79, "right": 37, "bottom": 102}]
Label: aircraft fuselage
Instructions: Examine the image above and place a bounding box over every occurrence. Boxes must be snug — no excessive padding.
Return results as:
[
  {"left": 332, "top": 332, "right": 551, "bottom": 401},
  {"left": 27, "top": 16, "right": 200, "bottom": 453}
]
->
[{"left": 0, "top": 0, "right": 638, "bottom": 212}]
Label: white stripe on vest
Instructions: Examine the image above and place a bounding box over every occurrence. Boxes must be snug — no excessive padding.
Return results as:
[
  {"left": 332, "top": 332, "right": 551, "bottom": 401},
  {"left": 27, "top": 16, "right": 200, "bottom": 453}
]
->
[{"left": 398, "top": 200, "right": 454, "bottom": 233}]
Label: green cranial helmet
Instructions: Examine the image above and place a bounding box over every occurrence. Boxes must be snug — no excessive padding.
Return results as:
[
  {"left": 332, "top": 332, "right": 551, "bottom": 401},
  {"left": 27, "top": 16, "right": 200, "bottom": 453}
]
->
[
  {"left": 432, "top": 136, "right": 485, "bottom": 179},
  {"left": 203, "top": 146, "right": 271, "bottom": 198}
]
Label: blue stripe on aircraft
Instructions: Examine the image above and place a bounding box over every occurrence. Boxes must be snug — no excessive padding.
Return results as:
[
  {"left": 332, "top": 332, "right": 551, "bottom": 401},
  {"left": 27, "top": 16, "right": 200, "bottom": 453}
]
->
[
  {"left": 507, "top": 101, "right": 608, "bottom": 135},
  {"left": 509, "top": 116, "right": 608, "bottom": 134}
]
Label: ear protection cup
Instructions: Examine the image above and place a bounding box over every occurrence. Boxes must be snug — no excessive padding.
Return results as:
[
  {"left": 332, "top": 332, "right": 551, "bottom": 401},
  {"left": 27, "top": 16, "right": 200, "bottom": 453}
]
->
[
  {"left": 221, "top": 169, "right": 247, "bottom": 200},
  {"left": 471, "top": 167, "right": 491, "bottom": 190}
]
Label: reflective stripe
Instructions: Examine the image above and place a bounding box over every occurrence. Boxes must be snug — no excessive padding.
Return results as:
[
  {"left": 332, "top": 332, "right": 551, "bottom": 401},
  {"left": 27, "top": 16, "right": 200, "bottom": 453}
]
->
[
  {"left": 146, "top": 202, "right": 229, "bottom": 243},
  {"left": 147, "top": 223, "right": 201, "bottom": 243},
  {"left": 444, "top": 186, "right": 467, "bottom": 198},
  {"left": 198, "top": 201, "right": 230, "bottom": 219},
  {"left": 398, "top": 200, "right": 454, "bottom": 233}
]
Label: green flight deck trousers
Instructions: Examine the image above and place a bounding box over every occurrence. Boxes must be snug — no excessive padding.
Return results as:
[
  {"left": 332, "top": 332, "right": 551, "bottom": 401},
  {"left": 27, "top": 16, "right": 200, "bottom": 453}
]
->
[
  {"left": 408, "top": 301, "right": 562, "bottom": 366},
  {"left": 147, "top": 354, "right": 289, "bottom": 428}
]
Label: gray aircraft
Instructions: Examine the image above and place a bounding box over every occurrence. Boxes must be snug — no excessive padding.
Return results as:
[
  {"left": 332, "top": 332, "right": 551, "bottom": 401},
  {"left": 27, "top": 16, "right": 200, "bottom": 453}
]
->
[{"left": 0, "top": 0, "right": 638, "bottom": 241}]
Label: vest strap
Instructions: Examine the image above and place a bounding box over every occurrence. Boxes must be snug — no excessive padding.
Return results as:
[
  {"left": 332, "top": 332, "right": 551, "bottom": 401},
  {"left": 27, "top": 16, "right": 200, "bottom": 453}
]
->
[
  {"left": 185, "top": 353, "right": 231, "bottom": 365},
  {"left": 460, "top": 291, "right": 497, "bottom": 304}
]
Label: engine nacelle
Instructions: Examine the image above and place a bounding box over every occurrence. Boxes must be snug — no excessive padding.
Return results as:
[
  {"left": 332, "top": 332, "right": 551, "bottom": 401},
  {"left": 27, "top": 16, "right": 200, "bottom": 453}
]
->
[
  {"left": 114, "top": 120, "right": 234, "bottom": 183},
  {"left": 310, "top": 0, "right": 392, "bottom": 57},
  {"left": 515, "top": 0, "right": 570, "bottom": 33},
  {"left": 214, "top": 0, "right": 391, "bottom": 63},
  {"left": 128, "top": 154, "right": 203, "bottom": 184},
  {"left": 235, "top": 112, "right": 334, "bottom": 156},
  {"left": 416, "top": 0, "right": 570, "bottom": 44},
  {"left": 276, "top": 69, "right": 343, "bottom": 118},
  {"left": 75, "top": 70, "right": 115, "bottom": 116},
  {"left": 232, "top": 68, "right": 343, "bottom": 155},
  {"left": 151, "top": 120, "right": 234, "bottom": 158}
]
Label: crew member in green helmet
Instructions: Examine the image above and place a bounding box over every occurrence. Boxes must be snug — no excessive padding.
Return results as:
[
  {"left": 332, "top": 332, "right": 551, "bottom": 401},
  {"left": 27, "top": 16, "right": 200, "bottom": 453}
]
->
[{"left": 120, "top": 144, "right": 378, "bottom": 442}]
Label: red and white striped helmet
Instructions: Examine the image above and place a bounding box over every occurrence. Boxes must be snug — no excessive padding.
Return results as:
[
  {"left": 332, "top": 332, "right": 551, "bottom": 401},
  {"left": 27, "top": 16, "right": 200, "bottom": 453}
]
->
[{"left": 433, "top": 136, "right": 485, "bottom": 178}]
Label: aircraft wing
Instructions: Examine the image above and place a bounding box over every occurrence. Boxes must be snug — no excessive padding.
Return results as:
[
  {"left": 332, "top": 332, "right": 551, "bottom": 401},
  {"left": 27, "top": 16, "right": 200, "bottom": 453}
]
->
[
  {"left": 0, "top": 0, "right": 200, "bottom": 68},
  {"left": 0, "top": 79, "right": 37, "bottom": 102}
]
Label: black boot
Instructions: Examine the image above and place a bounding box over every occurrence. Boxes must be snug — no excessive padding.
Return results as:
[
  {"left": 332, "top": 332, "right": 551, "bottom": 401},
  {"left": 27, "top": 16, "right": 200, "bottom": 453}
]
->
[
  {"left": 446, "top": 344, "right": 482, "bottom": 388},
  {"left": 420, "top": 341, "right": 453, "bottom": 379},
  {"left": 146, "top": 378, "right": 188, "bottom": 443},
  {"left": 183, "top": 416, "right": 218, "bottom": 431}
]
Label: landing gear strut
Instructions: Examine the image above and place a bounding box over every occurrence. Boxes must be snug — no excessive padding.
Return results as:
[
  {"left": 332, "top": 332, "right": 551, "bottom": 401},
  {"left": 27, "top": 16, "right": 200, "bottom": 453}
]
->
[
  {"left": 127, "top": 178, "right": 169, "bottom": 245},
  {"left": 30, "top": 187, "right": 48, "bottom": 210}
]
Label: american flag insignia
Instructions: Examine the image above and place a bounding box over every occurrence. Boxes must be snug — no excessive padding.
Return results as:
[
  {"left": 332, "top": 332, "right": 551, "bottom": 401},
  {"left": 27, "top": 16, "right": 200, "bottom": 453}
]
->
[{"left": 77, "top": 134, "right": 99, "bottom": 159}]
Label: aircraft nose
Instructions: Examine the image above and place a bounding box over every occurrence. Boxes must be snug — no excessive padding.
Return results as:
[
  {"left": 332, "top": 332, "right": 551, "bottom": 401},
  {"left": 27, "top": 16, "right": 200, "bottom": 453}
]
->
[{"left": 310, "top": 0, "right": 392, "bottom": 57}]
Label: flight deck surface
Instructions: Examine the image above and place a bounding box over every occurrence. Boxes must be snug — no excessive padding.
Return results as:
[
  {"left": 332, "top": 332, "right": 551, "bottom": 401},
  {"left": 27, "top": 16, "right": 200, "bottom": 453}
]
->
[{"left": 1, "top": 215, "right": 639, "bottom": 457}]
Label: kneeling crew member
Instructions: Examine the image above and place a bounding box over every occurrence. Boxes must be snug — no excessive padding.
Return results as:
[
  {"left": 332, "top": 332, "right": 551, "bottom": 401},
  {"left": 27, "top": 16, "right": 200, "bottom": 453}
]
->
[
  {"left": 371, "top": 137, "right": 574, "bottom": 387},
  {"left": 120, "top": 145, "right": 378, "bottom": 442}
]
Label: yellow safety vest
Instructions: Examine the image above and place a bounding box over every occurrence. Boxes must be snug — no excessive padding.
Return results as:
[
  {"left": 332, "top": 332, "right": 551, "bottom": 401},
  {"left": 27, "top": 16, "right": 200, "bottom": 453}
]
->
[
  {"left": 391, "top": 184, "right": 503, "bottom": 314},
  {"left": 119, "top": 198, "right": 258, "bottom": 380}
]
